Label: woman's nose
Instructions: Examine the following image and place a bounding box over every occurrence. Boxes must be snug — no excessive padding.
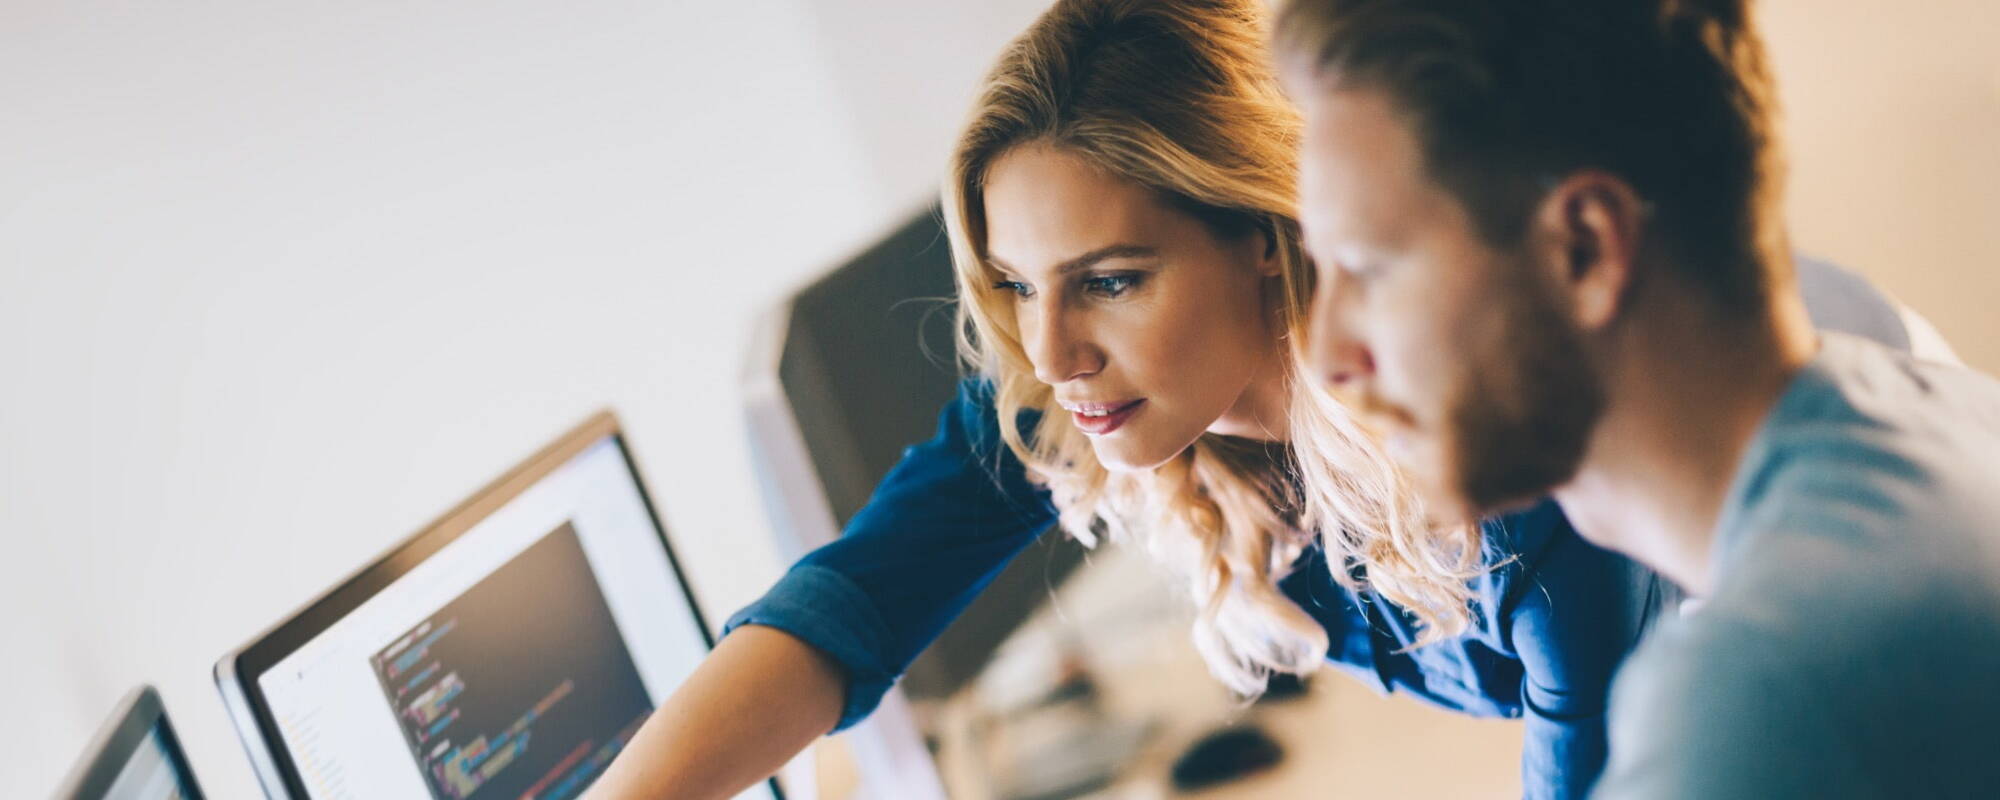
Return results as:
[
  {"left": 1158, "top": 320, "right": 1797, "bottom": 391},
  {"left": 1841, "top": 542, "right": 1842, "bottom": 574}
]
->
[{"left": 1025, "top": 302, "right": 1102, "bottom": 385}]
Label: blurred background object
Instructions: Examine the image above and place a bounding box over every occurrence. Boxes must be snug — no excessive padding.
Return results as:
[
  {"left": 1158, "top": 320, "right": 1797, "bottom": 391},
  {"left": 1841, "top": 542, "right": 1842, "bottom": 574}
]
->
[
  {"left": 743, "top": 206, "right": 1086, "bottom": 797},
  {"left": 2, "top": 1, "right": 1995, "bottom": 796},
  {"left": 744, "top": 206, "right": 1088, "bottom": 701},
  {"left": 926, "top": 543, "right": 1525, "bottom": 799}
]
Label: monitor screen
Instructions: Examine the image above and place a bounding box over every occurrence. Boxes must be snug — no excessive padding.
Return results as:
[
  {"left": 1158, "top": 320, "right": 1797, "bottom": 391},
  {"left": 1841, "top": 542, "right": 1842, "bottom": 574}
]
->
[
  {"left": 99, "top": 725, "right": 200, "bottom": 800},
  {"left": 56, "top": 686, "right": 204, "bottom": 800},
  {"left": 233, "top": 429, "right": 777, "bottom": 800}
]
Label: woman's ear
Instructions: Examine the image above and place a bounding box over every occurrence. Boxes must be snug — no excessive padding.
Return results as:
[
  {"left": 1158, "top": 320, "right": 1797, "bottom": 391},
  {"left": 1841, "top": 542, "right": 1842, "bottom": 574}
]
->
[{"left": 1256, "top": 221, "right": 1283, "bottom": 277}]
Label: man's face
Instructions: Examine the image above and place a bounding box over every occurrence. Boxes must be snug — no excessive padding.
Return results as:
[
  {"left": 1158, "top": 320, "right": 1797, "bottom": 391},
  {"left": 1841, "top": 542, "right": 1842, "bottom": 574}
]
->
[{"left": 1294, "top": 87, "right": 1605, "bottom": 520}]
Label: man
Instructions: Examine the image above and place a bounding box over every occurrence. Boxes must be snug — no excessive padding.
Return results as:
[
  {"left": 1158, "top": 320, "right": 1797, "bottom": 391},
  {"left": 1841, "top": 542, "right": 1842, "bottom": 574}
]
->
[{"left": 1274, "top": 0, "right": 2000, "bottom": 796}]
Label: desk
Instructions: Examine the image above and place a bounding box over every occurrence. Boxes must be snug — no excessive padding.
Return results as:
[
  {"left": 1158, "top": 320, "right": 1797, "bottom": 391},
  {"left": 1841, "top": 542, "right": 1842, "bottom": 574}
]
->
[{"left": 919, "top": 546, "right": 1525, "bottom": 800}]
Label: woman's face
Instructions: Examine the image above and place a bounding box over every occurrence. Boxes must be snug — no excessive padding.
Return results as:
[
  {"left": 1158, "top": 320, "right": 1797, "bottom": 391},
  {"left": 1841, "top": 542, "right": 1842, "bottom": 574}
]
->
[{"left": 981, "top": 144, "right": 1289, "bottom": 472}]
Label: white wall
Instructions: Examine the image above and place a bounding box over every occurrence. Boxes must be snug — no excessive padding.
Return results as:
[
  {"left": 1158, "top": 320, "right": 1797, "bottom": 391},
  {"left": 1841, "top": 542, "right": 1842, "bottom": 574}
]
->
[
  {"left": 1, "top": 1, "right": 1993, "bottom": 797},
  {"left": 0, "top": 1, "right": 1040, "bottom": 796},
  {"left": 1765, "top": 0, "right": 2000, "bottom": 373}
]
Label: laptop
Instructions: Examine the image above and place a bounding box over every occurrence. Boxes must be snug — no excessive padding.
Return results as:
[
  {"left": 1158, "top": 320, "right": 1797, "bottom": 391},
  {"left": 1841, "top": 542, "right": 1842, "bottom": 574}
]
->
[
  {"left": 214, "top": 411, "right": 782, "bottom": 799},
  {"left": 54, "top": 685, "right": 205, "bottom": 800}
]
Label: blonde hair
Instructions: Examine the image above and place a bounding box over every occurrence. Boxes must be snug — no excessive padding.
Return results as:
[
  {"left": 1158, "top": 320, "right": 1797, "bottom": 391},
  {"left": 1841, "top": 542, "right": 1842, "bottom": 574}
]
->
[{"left": 943, "top": 0, "right": 1485, "bottom": 695}]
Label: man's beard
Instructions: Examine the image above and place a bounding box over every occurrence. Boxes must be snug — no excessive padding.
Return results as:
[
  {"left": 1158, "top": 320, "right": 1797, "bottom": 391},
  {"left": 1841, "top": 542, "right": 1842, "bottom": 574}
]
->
[{"left": 1445, "top": 259, "right": 1608, "bottom": 515}]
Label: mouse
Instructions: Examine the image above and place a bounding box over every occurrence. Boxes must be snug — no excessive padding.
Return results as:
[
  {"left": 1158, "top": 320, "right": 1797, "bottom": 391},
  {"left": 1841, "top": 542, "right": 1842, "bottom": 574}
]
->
[{"left": 1169, "top": 723, "right": 1284, "bottom": 792}]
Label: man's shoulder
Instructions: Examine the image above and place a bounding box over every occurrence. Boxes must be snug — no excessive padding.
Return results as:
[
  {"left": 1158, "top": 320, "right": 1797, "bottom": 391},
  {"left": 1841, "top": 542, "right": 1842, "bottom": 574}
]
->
[
  {"left": 1602, "top": 564, "right": 2000, "bottom": 797},
  {"left": 1599, "top": 340, "right": 2000, "bottom": 798},
  {"left": 1715, "top": 444, "right": 2000, "bottom": 670},
  {"left": 1793, "top": 334, "right": 2000, "bottom": 449},
  {"left": 1600, "top": 607, "right": 1855, "bottom": 796},
  {"left": 1730, "top": 336, "right": 2000, "bottom": 550}
]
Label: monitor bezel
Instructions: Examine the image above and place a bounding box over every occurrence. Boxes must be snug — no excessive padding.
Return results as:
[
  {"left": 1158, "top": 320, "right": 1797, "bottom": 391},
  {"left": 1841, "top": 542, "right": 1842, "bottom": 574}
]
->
[
  {"left": 55, "top": 685, "right": 205, "bottom": 799},
  {"left": 213, "top": 410, "right": 781, "bottom": 799}
]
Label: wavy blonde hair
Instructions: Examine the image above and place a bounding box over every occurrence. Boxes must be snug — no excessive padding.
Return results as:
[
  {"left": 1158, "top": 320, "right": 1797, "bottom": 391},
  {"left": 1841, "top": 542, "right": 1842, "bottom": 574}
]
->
[{"left": 942, "top": 0, "right": 1485, "bottom": 695}]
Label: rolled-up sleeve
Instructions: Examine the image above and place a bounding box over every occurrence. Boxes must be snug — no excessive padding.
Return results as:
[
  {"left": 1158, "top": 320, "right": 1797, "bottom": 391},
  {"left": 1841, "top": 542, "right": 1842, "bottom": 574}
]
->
[
  {"left": 1288, "top": 500, "right": 1641, "bottom": 799},
  {"left": 1492, "top": 501, "right": 1653, "bottom": 799},
  {"left": 1278, "top": 538, "right": 1525, "bottom": 719},
  {"left": 1277, "top": 545, "right": 1391, "bottom": 693},
  {"left": 724, "top": 379, "right": 1057, "bottom": 731}
]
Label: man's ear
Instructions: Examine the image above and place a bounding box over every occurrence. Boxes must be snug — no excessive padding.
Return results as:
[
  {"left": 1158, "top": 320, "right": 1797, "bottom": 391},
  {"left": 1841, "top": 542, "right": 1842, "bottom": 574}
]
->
[{"left": 1529, "top": 171, "right": 1645, "bottom": 331}]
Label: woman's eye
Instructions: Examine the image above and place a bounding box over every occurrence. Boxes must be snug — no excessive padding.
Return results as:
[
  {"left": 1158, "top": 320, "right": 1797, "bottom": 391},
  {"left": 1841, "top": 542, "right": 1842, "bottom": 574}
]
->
[
  {"left": 1082, "top": 274, "right": 1140, "bottom": 297},
  {"left": 992, "top": 279, "right": 1034, "bottom": 298}
]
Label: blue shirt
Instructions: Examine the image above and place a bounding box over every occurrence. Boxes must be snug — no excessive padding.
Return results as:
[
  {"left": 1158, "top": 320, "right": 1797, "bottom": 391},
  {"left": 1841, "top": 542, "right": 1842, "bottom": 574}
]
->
[
  {"left": 725, "top": 379, "right": 1648, "bottom": 800},
  {"left": 1592, "top": 333, "right": 2000, "bottom": 798}
]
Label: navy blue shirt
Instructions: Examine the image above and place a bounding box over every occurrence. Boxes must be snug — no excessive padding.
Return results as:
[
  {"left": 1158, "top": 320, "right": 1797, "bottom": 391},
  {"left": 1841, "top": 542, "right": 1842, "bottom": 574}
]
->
[{"left": 725, "top": 379, "right": 1656, "bottom": 799}]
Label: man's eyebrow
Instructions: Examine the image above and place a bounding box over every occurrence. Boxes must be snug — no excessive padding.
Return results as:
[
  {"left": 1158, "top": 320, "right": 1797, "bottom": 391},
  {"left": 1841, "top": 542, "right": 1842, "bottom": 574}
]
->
[{"left": 987, "top": 244, "right": 1159, "bottom": 276}]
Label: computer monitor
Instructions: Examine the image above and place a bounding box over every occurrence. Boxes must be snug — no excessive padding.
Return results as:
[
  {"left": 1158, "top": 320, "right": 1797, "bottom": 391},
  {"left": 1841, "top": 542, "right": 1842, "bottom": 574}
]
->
[
  {"left": 54, "top": 686, "right": 205, "bottom": 800},
  {"left": 744, "top": 206, "right": 1085, "bottom": 696},
  {"left": 215, "top": 412, "right": 780, "bottom": 800},
  {"left": 742, "top": 206, "right": 1087, "bottom": 798}
]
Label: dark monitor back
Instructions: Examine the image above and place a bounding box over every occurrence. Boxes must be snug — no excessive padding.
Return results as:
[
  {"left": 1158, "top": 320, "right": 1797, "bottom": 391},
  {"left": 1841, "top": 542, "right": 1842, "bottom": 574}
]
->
[{"left": 775, "top": 206, "right": 1085, "bottom": 700}]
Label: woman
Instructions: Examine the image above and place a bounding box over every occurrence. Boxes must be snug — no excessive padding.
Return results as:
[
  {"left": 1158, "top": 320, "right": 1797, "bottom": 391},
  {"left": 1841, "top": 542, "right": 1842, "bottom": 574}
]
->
[{"left": 584, "top": 2, "right": 1920, "bottom": 798}]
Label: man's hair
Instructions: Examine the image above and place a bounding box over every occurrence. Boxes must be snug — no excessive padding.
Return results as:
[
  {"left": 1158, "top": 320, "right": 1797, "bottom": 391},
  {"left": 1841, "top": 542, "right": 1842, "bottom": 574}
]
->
[{"left": 1276, "top": 0, "right": 1788, "bottom": 313}]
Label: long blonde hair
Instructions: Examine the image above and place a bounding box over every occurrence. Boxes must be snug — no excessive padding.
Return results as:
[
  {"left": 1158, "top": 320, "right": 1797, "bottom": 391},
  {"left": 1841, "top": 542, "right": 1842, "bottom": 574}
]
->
[{"left": 943, "top": 0, "right": 1484, "bottom": 694}]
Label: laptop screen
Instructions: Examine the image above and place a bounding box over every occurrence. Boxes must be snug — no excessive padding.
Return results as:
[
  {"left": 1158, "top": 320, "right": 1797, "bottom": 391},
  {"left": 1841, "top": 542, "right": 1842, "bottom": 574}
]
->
[{"left": 248, "top": 434, "right": 776, "bottom": 800}]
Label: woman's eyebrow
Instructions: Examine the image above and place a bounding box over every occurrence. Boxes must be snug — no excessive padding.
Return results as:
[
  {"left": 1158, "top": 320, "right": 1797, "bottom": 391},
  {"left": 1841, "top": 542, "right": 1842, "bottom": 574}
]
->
[{"left": 987, "top": 244, "right": 1159, "bottom": 276}]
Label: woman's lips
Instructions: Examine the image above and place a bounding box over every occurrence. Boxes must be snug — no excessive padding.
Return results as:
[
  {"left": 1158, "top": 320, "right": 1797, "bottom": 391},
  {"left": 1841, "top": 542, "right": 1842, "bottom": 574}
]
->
[{"left": 1070, "top": 399, "right": 1145, "bottom": 435}]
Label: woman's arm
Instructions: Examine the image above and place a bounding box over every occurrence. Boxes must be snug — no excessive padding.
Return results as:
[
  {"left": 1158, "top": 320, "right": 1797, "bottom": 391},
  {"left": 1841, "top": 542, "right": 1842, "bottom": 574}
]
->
[
  {"left": 582, "top": 625, "right": 844, "bottom": 800},
  {"left": 588, "top": 379, "right": 1057, "bottom": 798}
]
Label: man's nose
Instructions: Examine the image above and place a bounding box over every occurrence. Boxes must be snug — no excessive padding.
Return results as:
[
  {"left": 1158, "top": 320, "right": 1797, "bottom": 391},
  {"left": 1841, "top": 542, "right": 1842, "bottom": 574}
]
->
[{"left": 1306, "top": 271, "right": 1376, "bottom": 389}]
